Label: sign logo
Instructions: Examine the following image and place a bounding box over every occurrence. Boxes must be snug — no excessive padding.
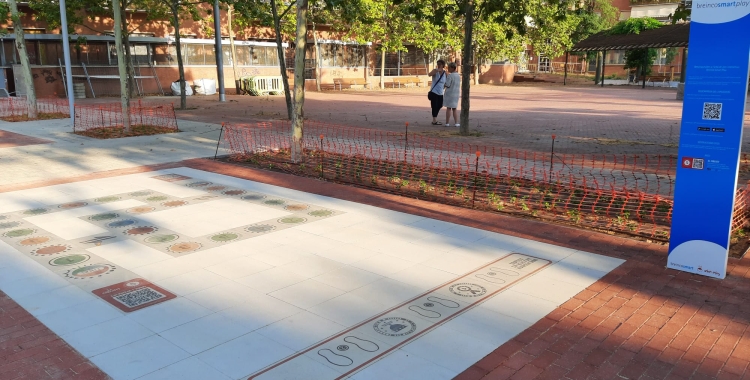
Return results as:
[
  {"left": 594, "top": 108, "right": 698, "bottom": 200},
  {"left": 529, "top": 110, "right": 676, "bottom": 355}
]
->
[
  {"left": 373, "top": 317, "right": 416, "bottom": 337},
  {"left": 681, "top": 157, "right": 704, "bottom": 170},
  {"left": 448, "top": 283, "right": 487, "bottom": 297}
]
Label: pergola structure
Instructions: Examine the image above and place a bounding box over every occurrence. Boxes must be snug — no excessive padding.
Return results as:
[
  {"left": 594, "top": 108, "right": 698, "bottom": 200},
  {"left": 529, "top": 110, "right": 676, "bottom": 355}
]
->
[{"left": 564, "top": 23, "right": 690, "bottom": 88}]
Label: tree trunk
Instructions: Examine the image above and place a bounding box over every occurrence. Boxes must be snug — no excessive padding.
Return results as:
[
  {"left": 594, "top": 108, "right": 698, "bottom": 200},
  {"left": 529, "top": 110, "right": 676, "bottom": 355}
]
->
[
  {"left": 380, "top": 49, "right": 385, "bottom": 89},
  {"left": 172, "top": 7, "right": 187, "bottom": 110},
  {"left": 473, "top": 51, "right": 479, "bottom": 85},
  {"left": 271, "top": 0, "right": 293, "bottom": 120},
  {"left": 291, "top": 0, "right": 307, "bottom": 163},
  {"left": 459, "top": 0, "right": 474, "bottom": 135},
  {"left": 312, "top": 20, "right": 321, "bottom": 92},
  {"left": 112, "top": 0, "right": 130, "bottom": 131},
  {"left": 121, "top": 3, "right": 136, "bottom": 98},
  {"left": 9, "top": 0, "right": 37, "bottom": 119},
  {"left": 228, "top": 4, "right": 239, "bottom": 92}
]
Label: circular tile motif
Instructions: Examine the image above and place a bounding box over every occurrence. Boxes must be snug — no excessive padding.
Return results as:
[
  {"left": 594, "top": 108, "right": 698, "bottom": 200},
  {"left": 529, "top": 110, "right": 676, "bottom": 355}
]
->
[
  {"left": 59, "top": 202, "right": 87, "bottom": 209},
  {"left": 49, "top": 254, "right": 90, "bottom": 267},
  {"left": 337, "top": 345, "right": 349, "bottom": 351},
  {"left": 162, "top": 200, "right": 187, "bottom": 208},
  {"left": 206, "top": 186, "right": 226, "bottom": 192},
  {"left": 146, "top": 196, "right": 168, "bottom": 202},
  {"left": 64, "top": 263, "right": 116, "bottom": 279},
  {"left": 0, "top": 221, "right": 20, "bottom": 230},
  {"left": 127, "top": 206, "right": 155, "bottom": 214},
  {"left": 167, "top": 242, "right": 202, "bottom": 253},
  {"left": 222, "top": 189, "right": 246, "bottom": 196},
  {"left": 130, "top": 191, "right": 152, "bottom": 197},
  {"left": 19, "top": 236, "right": 51, "bottom": 246},
  {"left": 0, "top": 215, "right": 6, "bottom": 220},
  {"left": 23, "top": 208, "right": 48, "bottom": 216},
  {"left": 90, "top": 213, "right": 119, "bottom": 221},
  {"left": 309, "top": 210, "right": 333, "bottom": 217},
  {"left": 284, "top": 204, "right": 309, "bottom": 211},
  {"left": 279, "top": 217, "right": 306, "bottom": 224},
  {"left": 187, "top": 181, "right": 211, "bottom": 187},
  {"left": 95, "top": 196, "right": 120, "bottom": 203},
  {"left": 241, "top": 194, "right": 266, "bottom": 201},
  {"left": 210, "top": 233, "right": 239, "bottom": 243},
  {"left": 107, "top": 220, "right": 136, "bottom": 228},
  {"left": 4, "top": 228, "right": 35, "bottom": 238},
  {"left": 124, "top": 226, "right": 158, "bottom": 236},
  {"left": 31, "top": 244, "right": 71, "bottom": 256},
  {"left": 264, "top": 199, "right": 286, "bottom": 206},
  {"left": 373, "top": 317, "right": 417, "bottom": 337},
  {"left": 448, "top": 283, "right": 487, "bottom": 298},
  {"left": 144, "top": 234, "right": 179, "bottom": 244},
  {"left": 246, "top": 224, "right": 275, "bottom": 233}
]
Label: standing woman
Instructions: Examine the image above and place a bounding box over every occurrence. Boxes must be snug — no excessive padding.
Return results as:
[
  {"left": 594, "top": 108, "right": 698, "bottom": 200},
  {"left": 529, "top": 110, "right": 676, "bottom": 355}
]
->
[
  {"left": 443, "top": 62, "right": 460, "bottom": 127},
  {"left": 428, "top": 60, "right": 447, "bottom": 125}
]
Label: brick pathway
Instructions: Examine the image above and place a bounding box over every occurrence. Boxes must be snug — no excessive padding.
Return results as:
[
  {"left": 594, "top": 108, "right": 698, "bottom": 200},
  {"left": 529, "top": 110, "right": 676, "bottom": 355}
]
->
[
  {"left": 0, "top": 129, "right": 51, "bottom": 148},
  {"left": 0, "top": 291, "right": 109, "bottom": 380}
]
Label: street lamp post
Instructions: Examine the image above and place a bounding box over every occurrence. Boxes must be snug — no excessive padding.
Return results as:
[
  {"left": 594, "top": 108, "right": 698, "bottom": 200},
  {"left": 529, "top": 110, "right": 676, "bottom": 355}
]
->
[{"left": 59, "top": 0, "right": 75, "bottom": 125}]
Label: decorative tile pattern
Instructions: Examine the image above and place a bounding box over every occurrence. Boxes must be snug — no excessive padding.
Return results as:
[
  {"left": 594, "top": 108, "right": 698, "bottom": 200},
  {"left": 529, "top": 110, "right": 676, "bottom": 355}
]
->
[{"left": 0, "top": 171, "right": 343, "bottom": 313}]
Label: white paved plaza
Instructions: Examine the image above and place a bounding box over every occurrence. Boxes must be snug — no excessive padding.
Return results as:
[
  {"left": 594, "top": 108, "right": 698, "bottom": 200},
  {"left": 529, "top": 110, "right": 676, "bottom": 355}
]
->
[{"left": 0, "top": 166, "right": 623, "bottom": 380}]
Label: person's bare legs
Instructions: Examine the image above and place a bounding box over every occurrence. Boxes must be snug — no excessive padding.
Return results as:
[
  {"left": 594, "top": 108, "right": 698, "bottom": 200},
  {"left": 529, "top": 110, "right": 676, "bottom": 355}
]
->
[
  {"left": 445, "top": 108, "right": 451, "bottom": 126},
  {"left": 452, "top": 108, "right": 459, "bottom": 126}
]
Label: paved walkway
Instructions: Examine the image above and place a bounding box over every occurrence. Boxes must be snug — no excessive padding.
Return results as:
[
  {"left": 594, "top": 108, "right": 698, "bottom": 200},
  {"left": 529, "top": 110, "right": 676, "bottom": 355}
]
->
[{"left": 0, "top": 90, "right": 749, "bottom": 380}]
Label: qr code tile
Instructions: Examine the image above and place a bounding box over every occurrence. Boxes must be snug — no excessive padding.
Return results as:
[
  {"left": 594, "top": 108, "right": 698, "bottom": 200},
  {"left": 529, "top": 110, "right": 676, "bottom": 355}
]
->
[
  {"left": 693, "top": 158, "right": 704, "bottom": 169},
  {"left": 113, "top": 287, "right": 166, "bottom": 308},
  {"left": 702, "top": 102, "right": 722, "bottom": 120}
]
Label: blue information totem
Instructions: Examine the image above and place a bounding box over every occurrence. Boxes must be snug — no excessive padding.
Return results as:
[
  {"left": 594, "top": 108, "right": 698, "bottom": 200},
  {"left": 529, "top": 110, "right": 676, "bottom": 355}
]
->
[{"left": 669, "top": 1, "right": 750, "bottom": 279}]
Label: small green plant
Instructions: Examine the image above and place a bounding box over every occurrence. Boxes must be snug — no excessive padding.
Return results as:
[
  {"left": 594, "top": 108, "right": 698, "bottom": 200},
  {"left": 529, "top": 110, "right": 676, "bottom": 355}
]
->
[{"left": 567, "top": 209, "right": 581, "bottom": 223}]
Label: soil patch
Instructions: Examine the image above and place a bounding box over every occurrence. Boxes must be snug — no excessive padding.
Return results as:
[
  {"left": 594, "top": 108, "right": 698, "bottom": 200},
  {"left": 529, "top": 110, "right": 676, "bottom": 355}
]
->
[
  {"left": 74, "top": 125, "right": 178, "bottom": 139},
  {"left": 0, "top": 112, "right": 68, "bottom": 122}
]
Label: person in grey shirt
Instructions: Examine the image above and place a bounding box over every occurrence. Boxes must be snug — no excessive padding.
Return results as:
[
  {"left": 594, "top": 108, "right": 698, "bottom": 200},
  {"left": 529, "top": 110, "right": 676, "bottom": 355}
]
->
[
  {"left": 427, "top": 60, "right": 447, "bottom": 125},
  {"left": 443, "top": 62, "right": 460, "bottom": 127}
]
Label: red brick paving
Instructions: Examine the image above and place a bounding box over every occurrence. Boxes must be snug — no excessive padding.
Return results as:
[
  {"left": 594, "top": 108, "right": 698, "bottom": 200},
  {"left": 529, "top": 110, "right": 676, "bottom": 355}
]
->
[
  {"left": 1, "top": 158, "right": 749, "bottom": 379},
  {"left": 0, "top": 291, "right": 109, "bottom": 380},
  {"left": 0, "top": 129, "right": 51, "bottom": 148}
]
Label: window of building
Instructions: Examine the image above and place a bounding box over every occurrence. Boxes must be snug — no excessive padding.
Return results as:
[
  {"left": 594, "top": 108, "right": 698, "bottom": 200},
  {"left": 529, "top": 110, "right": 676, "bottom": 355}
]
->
[
  {"left": 606, "top": 50, "right": 626, "bottom": 65},
  {"left": 316, "top": 43, "right": 365, "bottom": 67}
]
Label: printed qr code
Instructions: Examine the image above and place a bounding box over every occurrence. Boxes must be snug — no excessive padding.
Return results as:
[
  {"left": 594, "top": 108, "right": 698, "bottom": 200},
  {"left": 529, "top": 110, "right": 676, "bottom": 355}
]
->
[
  {"left": 113, "top": 287, "right": 166, "bottom": 308},
  {"left": 702, "top": 102, "right": 722, "bottom": 120},
  {"left": 692, "top": 158, "right": 704, "bottom": 169}
]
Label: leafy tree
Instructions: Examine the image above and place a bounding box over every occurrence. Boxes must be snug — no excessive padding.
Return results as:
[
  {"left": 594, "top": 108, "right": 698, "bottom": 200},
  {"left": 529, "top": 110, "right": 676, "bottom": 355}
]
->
[
  {"left": 147, "top": 0, "right": 206, "bottom": 110},
  {"left": 5, "top": 0, "right": 37, "bottom": 118},
  {"left": 607, "top": 17, "right": 662, "bottom": 78},
  {"left": 229, "top": 0, "right": 296, "bottom": 119}
]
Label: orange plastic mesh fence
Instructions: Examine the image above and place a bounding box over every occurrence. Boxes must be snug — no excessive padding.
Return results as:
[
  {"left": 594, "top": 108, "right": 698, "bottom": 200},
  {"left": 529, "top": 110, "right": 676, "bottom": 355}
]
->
[
  {"left": 0, "top": 97, "right": 68, "bottom": 117},
  {"left": 73, "top": 101, "right": 177, "bottom": 132},
  {"left": 222, "top": 121, "right": 750, "bottom": 240}
]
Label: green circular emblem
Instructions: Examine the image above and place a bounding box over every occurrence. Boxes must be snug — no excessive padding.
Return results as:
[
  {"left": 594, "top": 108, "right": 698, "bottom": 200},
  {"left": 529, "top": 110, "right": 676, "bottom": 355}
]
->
[
  {"left": 130, "top": 191, "right": 152, "bottom": 196},
  {"left": 95, "top": 196, "right": 120, "bottom": 203},
  {"left": 246, "top": 224, "right": 275, "bottom": 233},
  {"left": 309, "top": 210, "right": 333, "bottom": 217},
  {"left": 210, "top": 232, "right": 239, "bottom": 242},
  {"left": 23, "top": 208, "right": 48, "bottom": 215},
  {"left": 0, "top": 221, "right": 20, "bottom": 229},
  {"left": 146, "top": 196, "right": 169, "bottom": 202},
  {"left": 279, "top": 217, "right": 306, "bottom": 224},
  {"left": 89, "top": 213, "right": 119, "bottom": 221},
  {"left": 144, "top": 234, "right": 179, "bottom": 244},
  {"left": 50, "top": 254, "right": 90, "bottom": 266},
  {"left": 264, "top": 199, "right": 285, "bottom": 206},
  {"left": 4, "top": 228, "right": 35, "bottom": 238},
  {"left": 242, "top": 194, "right": 266, "bottom": 201}
]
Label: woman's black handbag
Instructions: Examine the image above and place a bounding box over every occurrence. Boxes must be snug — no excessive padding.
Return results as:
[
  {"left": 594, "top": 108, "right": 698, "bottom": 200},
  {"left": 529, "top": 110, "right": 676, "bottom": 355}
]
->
[{"left": 427, "top": 72, "right": 445, "bottom": 100}]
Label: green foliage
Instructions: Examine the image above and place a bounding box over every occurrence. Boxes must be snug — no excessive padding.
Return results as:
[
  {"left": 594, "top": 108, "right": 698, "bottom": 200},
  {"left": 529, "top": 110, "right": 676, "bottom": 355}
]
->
[
  {"left": 607, "top": 17, "right": 662, "bottom": 35},
  {"left": 606, "top": 17, "right": 662, "bottom": 77}
]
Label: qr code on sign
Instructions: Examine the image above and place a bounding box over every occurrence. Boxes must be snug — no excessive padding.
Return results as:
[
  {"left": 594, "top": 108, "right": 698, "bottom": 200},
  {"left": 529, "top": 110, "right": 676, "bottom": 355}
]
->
[
  {"left": 702, "top": 102, "right": 722, "bottom": 120},
  {"left": 113, "top": 287, "right": 166, "bottom": 308},
  {"left": 692, "top": 158, "right": 704, "bottom": 169}
]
